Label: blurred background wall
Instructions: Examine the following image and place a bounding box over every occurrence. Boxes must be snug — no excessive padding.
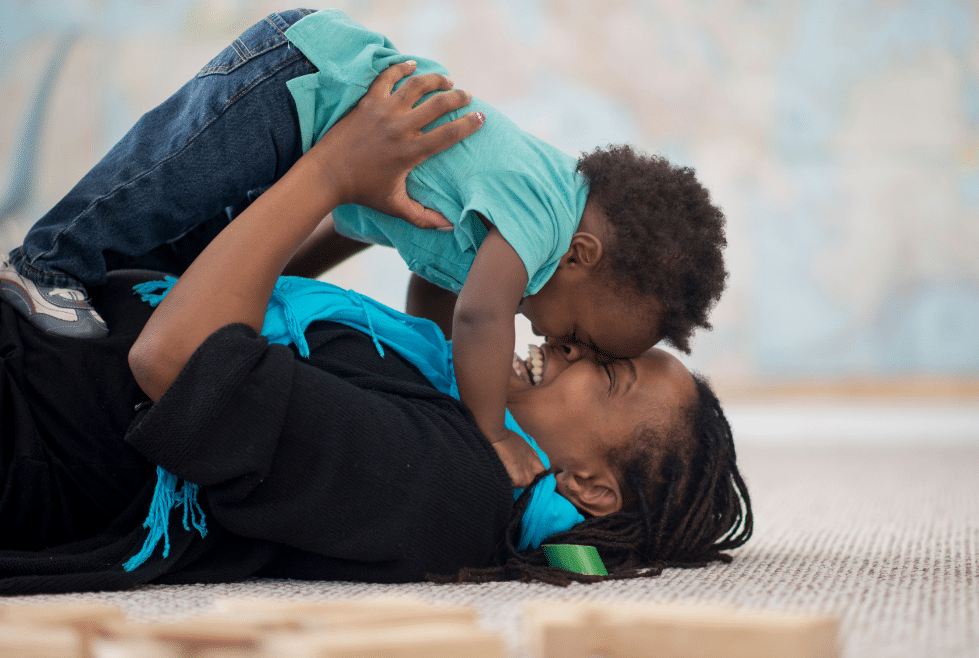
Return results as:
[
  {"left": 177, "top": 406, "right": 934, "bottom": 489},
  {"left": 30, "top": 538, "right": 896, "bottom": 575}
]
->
[{"left": 1, "top": 0, "right": 977, "bottom": 420}]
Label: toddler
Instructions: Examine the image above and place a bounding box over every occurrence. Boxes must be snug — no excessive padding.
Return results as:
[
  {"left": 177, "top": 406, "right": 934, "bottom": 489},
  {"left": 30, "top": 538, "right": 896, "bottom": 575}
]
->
[{"left": 0, "top": 9, "right": 727, "bottom": 485}]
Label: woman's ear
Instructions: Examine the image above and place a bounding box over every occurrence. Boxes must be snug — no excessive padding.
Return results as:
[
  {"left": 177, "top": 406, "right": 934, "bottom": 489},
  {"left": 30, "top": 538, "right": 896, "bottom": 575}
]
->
[
  {"left": 561, "top": 469, "right": 623, "bottom": 517},
  {"left": 562, "top": 232, "right": 604, "bottom": 270}
]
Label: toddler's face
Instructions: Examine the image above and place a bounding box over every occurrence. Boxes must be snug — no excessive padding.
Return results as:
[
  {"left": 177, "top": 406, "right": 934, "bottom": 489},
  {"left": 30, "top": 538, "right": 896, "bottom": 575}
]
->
[{"left": 519, "top": 282, "right": 662, "bottom": 362}]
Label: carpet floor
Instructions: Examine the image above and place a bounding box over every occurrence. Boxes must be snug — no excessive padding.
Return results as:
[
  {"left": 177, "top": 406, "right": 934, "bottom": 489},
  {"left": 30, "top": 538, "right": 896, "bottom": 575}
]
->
[{"left": 4, "top": 443, "right": 977, "bottom": 658}]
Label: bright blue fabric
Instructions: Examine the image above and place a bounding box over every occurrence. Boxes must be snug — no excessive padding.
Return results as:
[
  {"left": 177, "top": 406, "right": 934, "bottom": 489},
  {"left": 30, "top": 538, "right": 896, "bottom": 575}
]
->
[
  {"left": 132, "top": 276, "right": 583, "bottom": 554},
  {"left": 283, "top": 9, "right": 589, "bottom": 296},
  {"left": 502, "top": 412, "right": 585, "bottom": 551},
  {"left": 121, "top": 464, "right": 207, "bottom": 572}
]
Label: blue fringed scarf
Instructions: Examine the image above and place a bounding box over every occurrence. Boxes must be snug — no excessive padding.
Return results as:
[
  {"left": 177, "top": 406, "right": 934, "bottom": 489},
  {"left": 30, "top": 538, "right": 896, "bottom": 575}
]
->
[
  {"left": 122, "top": 466, "right": 207, "bottom": 571},
  {"left": 124, "top": 276, "right": 583, "bottom": 571}
]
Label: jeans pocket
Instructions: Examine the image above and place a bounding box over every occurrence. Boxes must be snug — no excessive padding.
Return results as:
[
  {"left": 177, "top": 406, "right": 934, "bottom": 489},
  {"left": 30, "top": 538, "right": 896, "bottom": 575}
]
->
[{"left": 197, "top": 14, "right": 295, "bottom": 78}]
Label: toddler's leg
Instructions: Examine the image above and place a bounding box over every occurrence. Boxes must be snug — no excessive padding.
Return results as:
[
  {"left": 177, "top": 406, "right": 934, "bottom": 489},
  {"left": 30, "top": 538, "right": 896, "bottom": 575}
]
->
[
  {"left": 111, "top": 186, "right": 269, "bottom": 276},
  {"left": 1, "top": 9, "right": 317, "bottom": 337}
]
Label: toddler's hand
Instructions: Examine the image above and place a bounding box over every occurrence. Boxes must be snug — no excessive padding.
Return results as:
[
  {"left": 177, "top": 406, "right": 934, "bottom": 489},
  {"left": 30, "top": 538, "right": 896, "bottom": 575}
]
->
[{"left": 491, "top": 430, "right": 546, "bottom": 489}]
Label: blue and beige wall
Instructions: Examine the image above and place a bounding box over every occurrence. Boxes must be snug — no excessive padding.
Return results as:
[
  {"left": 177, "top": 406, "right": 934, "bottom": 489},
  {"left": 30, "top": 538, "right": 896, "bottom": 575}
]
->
[{"left": 2, "top": 0, "right": 977, "bottom": 391}]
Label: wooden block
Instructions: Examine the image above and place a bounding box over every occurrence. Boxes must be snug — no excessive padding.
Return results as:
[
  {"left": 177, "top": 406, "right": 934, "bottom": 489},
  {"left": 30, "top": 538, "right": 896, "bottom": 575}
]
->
[
  {"left": 206, "top": 596, "right": 477, "bottom": 631},
  {"left": 262, "top": 622, "right": 506, "bottom": 658},
  {"left": 99, "top": 597, "right": 484, "bottom": 657},
  {"left": 105, "top": 620, "right": 264, "bottom": 657},
  {"left": 0, "top": 622, "right": 83, "bottom": 658},
  {"left": 2, "top": 603, "right": 125, "bottom": 633},
  {"left": 318, "top": 605, "right": 478, "bottom": 630},
  {"left": 195, "top": 650, "right": 260, "bottom": 658},
  {"left": 611, "top": 609, "right": 839, "bottom": 658},
  {"left": 117, "top": 620, "right": 265, "bottom": 643},
  {"left": 522, "top": 608, "right": 604, "bottom": 658},
  {"left": 1, "top": 604, "right": 125, "bottom": 658},
  {"left": 524, "top": 601, "right": 840, "bottom": 658},
  {"left": 90, "top": 638, "right": 254, "bottom": 658},
  {"left": 89, "top": 638, "right": 179, "bottom": 658}
]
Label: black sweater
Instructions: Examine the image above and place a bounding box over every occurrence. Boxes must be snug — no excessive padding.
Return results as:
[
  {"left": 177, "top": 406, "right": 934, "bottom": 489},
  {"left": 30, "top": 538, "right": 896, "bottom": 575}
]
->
[{"left": 0, "top": 272, "right": 512, "bottom": 595}]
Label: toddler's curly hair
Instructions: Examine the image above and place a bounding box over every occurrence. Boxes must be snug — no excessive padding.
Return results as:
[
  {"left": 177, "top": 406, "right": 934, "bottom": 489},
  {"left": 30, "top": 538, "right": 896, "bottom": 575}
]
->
[{"left": 578, "top": 145, "right": 727, "bottom": 353}]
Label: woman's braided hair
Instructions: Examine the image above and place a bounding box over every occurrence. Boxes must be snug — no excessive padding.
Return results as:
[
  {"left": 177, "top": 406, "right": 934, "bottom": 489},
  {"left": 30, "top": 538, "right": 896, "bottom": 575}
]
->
[
  {"left": 428, "top": 373, "right": 752, "bottom": 586},
  {"left": 578, "top": 145, "right": 728, "bottom": 354}
]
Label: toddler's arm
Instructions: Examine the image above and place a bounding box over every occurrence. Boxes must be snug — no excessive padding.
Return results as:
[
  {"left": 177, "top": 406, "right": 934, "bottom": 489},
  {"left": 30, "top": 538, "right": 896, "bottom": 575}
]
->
[
  {"left": 281, "top": 214, "right": 370, "bottom": 279},
  {"left": 453, "top": 226, "right": 545, "bottom": 488}
]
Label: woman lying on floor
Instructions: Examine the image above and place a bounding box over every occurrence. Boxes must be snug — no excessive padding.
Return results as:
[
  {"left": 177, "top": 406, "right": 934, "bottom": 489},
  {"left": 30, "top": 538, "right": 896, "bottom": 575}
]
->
[{"left": 0, "top": 64, "right": 751, "bottom": 595}]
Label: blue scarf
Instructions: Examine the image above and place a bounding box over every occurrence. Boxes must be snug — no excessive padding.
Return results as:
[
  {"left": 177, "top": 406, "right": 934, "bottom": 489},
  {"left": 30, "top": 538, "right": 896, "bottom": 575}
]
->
[{"left": 124, "top": 276, "right": 583, "bottom": 571}]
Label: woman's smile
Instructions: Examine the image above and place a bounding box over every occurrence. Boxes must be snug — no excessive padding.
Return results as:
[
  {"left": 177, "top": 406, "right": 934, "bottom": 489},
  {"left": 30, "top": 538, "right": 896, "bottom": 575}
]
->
[{"left": 512, "top": 343, "right": 547, "bottom": 385}]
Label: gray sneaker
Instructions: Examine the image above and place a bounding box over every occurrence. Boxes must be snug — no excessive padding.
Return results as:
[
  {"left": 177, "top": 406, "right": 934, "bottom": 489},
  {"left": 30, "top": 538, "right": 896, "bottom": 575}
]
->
[{"left": 0, "top": 258, "right": 108, "bottom": 338}]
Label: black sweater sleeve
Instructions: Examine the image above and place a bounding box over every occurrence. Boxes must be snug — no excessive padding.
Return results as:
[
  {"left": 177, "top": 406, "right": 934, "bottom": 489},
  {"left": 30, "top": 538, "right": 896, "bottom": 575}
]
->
[{"left": 124, "top": 323, "right": 512, "bottom": 582}]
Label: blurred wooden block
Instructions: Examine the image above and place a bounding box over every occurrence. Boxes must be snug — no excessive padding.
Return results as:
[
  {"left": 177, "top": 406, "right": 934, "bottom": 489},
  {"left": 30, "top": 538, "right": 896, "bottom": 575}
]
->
[
  {"left": 1, "top": 604, "right": 126, "bottom": 658},
  {"left": 263, "top": 623, "right": 506, "bottom": 658},
  {"left": 2, "top": 603, "right": 125, "bottom": 634},
  {"left": 91, "top": 640, "right": 253, "bottom": 658},
  {"left": 89, "top": 638, "right": 178, "bottom": 658},
  {"left": 98, "top": 597, "right": 484, "bottom": 658},
  {"left": 196, "top": 650, "right": 259, "bottom": 658},
  {"left": 0, "top": 596, "right": 496, "bottom": 658},
  {"left": 0, "top": 622, "right": 83, "bottom": 658},
  {"left": 206, "top": 596, "right": 477, "bottom": 631},
  {"left": 104, "top": 619, "right": 263, "bottom": 657},
  {"left": 524, "top": 601, "right": 840, "bottom": 658}
]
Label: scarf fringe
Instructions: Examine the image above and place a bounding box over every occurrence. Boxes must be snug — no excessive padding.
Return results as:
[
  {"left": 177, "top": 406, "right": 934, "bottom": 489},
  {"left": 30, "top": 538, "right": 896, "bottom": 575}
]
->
[
  {"left": 271, "top": 284, "right": 312, "bottom": 357},
  {"left": 123, "top": 466, "right": 208, "bottom": 572},
  {"left": 132, "top": 276, "right": 178, "bottom": 307},
  {"left": 348, "top": 291, "right": 385, "bottom": 357},
  {"left": 123, "top": 278, "right": 386, "bottom": 573}
]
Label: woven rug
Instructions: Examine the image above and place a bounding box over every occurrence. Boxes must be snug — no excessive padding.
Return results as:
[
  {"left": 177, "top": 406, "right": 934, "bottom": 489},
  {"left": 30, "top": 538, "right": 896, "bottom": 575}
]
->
[{"left": 5, "top": 443, "right": 978, "bottom": 658}]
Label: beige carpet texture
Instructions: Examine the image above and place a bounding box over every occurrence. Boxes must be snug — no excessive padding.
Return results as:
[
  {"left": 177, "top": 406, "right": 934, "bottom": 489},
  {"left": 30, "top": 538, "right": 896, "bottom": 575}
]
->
[{"left": 4, "top": 443, "right": 978, "bottom": 658}]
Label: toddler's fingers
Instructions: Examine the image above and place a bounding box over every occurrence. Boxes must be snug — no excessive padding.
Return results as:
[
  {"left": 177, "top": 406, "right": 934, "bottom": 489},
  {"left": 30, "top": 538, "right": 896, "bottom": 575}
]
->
[{"left": 417, "top": 110, "right": 486, "bottom": 156}]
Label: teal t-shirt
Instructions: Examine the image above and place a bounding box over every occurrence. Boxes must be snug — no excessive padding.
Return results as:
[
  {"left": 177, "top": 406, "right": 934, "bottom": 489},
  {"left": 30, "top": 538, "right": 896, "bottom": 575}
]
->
[{"left": 284, "top": 9, "right": 589, "bottom": 296}]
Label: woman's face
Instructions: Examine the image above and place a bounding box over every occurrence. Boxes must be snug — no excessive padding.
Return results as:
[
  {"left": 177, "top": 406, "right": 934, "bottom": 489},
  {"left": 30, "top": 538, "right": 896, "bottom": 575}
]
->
[{"left": 507, "top": 339, "right": 696, "bottom": 498}]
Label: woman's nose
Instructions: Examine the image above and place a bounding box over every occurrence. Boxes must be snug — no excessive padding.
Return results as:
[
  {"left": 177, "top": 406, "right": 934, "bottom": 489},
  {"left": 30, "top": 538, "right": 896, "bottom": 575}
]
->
[{"left": 546, "top": 337, "right": 588, "bottom": 362}]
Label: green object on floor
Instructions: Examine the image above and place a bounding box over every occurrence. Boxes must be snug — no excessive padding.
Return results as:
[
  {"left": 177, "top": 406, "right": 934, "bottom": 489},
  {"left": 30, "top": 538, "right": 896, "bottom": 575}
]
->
[{"left": 542, "top": 544, "right": 608, "bottom": 576}]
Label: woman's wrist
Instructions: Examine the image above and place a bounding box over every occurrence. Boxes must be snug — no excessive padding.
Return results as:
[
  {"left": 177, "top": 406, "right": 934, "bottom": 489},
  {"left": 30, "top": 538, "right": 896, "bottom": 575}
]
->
[{"left": 287, "top": 153, "right": 347, "bottom": 218}]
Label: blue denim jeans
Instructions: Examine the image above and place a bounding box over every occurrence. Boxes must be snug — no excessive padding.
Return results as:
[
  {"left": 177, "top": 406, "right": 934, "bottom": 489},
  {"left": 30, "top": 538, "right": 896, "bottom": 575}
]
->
[{"left": 10, "top": 9, "right": 318, "bottom": 290}]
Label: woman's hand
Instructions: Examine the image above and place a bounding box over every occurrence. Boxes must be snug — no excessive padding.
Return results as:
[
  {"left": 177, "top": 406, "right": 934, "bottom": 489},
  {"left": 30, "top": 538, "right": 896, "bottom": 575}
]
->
[{"left": 309, "top": 60, "right": 485, "bottom": 229}]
